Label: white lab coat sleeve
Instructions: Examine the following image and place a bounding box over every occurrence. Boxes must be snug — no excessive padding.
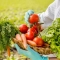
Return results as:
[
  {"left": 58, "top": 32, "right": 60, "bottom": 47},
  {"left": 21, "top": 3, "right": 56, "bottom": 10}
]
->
[
  {"left": 38, "top": 0, "right": 56, "bottom": 29},
  {"left": 54, "top": 0, "right": 60, "bottom": 19}
]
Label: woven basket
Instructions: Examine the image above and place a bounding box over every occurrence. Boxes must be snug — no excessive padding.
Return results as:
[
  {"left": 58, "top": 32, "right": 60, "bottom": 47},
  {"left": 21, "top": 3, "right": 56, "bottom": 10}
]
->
[{"left": 30, "top": 43, "right": 53, "bottom": 55}]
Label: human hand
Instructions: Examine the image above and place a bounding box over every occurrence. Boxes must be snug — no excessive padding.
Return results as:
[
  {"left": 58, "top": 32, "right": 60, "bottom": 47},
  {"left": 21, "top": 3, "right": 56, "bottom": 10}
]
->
[
  {"left": 24, "top": 10, "right": 34, "bottom": 23},
  {"left": 15, "top": 44, "right": 48, "bottom": 60},
  {"left": 24, "top": 10, "right": 43, "bottom": 31},
  {"left": 13, "top": 34, "right": 48, "bottom": 60}
]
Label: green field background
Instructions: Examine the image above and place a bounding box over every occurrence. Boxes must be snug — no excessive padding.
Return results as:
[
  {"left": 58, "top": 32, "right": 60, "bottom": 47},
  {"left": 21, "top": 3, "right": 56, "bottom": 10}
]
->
[
  {"left": 0, "top": 0, "right": 53, "bottom": 12},
  {"left": 0, "top": 0, "right": 54, "bottom": 24}
]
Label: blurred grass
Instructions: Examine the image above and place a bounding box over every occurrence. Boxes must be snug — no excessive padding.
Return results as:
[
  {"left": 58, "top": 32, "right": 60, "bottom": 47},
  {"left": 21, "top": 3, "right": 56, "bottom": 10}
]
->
[
  {"left": 0, "top": 0, "right": 54, "bottom": 24},
  {"left": 0, "top": 0, "right": 53, "bottom": 12}
]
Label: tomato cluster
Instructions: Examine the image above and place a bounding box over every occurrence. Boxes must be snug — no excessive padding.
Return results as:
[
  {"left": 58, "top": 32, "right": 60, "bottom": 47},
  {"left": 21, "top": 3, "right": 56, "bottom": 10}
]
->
[
  {"left": 19, "top": 24, "right": 44, "bottom": 47},
  {"left": 19, "top": 14, "right": 44, "bottom": 47},
  {"left": 19, "top": 24, "right": 37, "bottom": 40}
]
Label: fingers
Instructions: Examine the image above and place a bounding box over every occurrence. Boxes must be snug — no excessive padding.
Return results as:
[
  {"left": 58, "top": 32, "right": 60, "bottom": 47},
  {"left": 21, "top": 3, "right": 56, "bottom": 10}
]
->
[
  {"left": 25, "top": 12, "right": 30, "bottom": 23},
  {"left": 14, "top": 44, "right": 26, "bottom": 54},
  {"left": 27, "top": 10, "right": 34, "bottom": 15},
  {"left": 27, "top": 45, "right": 41, "bottom": 57},
  {"left": 25, "top": 10, "right": 34, "bottom": 23}
]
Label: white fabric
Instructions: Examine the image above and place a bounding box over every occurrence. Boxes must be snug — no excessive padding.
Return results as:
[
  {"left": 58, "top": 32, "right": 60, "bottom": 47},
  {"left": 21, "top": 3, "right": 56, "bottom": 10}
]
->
[
  {"left": 43, "top": 54, "right": 56, "bottom": 57},
  {"left": 38, "top": 0, "right": 60, "bottom": 28}
]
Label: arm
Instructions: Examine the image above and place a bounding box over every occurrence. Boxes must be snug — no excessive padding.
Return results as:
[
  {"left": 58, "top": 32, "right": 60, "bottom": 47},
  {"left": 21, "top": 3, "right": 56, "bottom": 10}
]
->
[
  {"left": 38, "top": 0, "right": 56, "bottom": 29},
  {"left": 24, "top": 1, "right": 56, "bottom": 29}
]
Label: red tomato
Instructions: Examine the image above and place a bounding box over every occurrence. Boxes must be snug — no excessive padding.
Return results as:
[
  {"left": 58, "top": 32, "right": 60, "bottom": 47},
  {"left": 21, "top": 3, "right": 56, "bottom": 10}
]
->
[
  {"left": 27, "top": 27, "right": 37, "bottom": 34},
  {"left": 33, "top": 37, "right": 44, "bottom": 46},
  {"left": 32, "top": 25, "right": 38, "bottom": 32},
  {"left": 29, "top": 14, "right": 39, "bottom": 24},
  {"left": 25, "top": 31, "right": 34, "bottom": 40},
  {"left": 19, "top": 24, "right": 28, "bottom": 33}
]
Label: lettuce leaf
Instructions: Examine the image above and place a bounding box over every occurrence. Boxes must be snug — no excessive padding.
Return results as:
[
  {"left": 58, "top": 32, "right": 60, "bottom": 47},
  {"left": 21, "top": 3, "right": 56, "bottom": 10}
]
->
[{"left": 41, "top": 18, "right": 60, "bottom": 59}]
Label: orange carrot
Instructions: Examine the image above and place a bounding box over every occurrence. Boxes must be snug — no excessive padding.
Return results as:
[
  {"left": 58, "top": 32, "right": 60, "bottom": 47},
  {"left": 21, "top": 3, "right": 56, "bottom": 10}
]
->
[
  {"left": 16, "top": 34, "right": 22, "bottom": 42},
  {"left": 27, "top": 40, "right": 37, "bottom": 46},
  {"left": 13, "top": 34, "right": 26, "bottom": 50},
  {"left": 21, "top": 34, "right": 27, "bottom": 49},
  {"left": 13, "top": 38, "right": 18, "bottom": 43},
  {"left": 7, "top": 46, "right": 10, "bottom": 57}
]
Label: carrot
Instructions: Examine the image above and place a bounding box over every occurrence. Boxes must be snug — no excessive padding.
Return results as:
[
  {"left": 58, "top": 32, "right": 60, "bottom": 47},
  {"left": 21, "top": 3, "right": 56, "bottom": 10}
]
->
[
  {"left": 21, "top": 34, "right": 27, "bottom": 49},
  {"left": 13, "top": 38, "right": 18, "bottom": 43},
  {"left": 7, "top": 46, "right": 10, "bottom": 57},
  {"left": 16, "top": 34, "right": 22, "bottom": 42},
  {"left": 13, "top": 34, "right": 26, "bottom": 50},
  {"left": 27, "top": 40, "right": 37, "bottom": 46}
]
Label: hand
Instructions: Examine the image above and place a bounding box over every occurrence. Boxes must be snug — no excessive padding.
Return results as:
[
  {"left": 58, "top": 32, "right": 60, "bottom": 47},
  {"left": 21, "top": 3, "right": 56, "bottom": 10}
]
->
[
  {"left": 13, "top": 34, "right": 48, "bottom": 60},
  {"left": 15, "top": 44, "right": 48, "bottom": 60},
  {"left": 24, "top": 10, "right": 43, "bottom": 31},
  {"left": 24, "top": 10, "right": 34, "bottom": 23}
]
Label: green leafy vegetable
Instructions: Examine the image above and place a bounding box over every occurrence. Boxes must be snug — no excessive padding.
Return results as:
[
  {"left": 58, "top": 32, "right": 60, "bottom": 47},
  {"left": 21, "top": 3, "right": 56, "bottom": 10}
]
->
[
  {"left": 0, "top": 19, "right": 19, "bottom": 51},
  {"left": 41, "top": 18, "right": 60, "bottom": 59}
]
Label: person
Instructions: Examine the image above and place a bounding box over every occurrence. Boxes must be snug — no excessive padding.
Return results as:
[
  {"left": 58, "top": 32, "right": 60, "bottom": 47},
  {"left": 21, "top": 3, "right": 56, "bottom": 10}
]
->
[
  {"left": 25, "top": 0, "right": 60, "bottom": 29},
  {"left": 15, "top": 0, "right": 60, "bottom": 60}
]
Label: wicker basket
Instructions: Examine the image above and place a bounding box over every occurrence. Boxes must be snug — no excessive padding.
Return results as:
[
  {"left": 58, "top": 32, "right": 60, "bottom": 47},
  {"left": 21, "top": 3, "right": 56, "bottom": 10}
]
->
[{"left": 29, "top": 43, "right": 53, "bottom": 55}]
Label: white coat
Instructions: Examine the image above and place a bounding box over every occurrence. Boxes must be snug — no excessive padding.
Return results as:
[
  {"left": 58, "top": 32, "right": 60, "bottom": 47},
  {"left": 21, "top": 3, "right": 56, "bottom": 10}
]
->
[{"left": 38, "top": 0, "right": 60, "bottom": 28}]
